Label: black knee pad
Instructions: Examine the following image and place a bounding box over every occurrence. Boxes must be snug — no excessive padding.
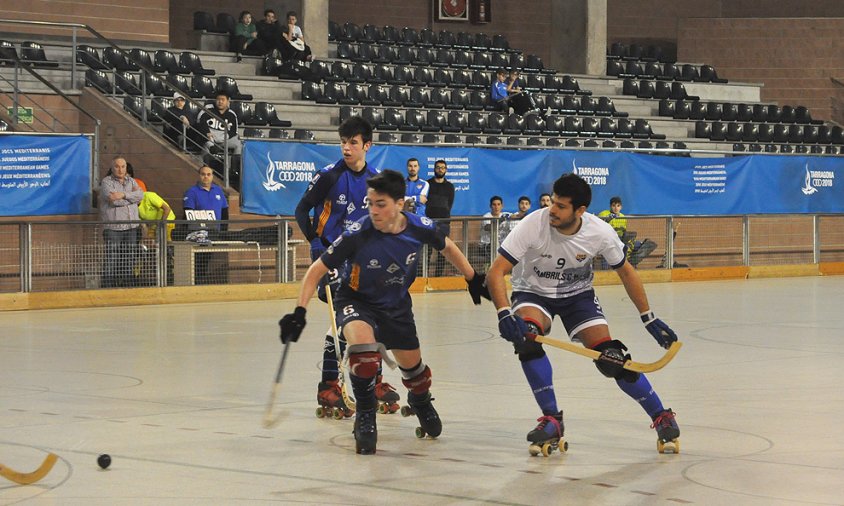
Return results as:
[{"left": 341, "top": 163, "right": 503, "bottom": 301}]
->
[
  {"left": 515, "top": 338, "right": 545, "bottom": 362},
  {"left": 592, "top": 339, "right": 639, "bottom": 383}
]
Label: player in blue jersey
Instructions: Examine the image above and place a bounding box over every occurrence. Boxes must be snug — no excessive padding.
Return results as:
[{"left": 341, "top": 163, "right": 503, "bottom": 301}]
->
[
  {"left": 280, "top": 170, "right": 490, "bottom": 454},
  {"left": 404, "top": 158, "right": 429, "bottom": 216},
  {"left": 293, "top": 116, "right": 392, "bottom": 417},
  {"left": 487, "top": 173, "right": 681, "bottom": 455}
]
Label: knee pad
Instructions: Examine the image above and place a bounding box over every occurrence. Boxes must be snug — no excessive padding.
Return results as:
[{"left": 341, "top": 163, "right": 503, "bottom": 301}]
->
[
  {"left": 592, "top": 339, "right": 639, "bottom": 383},
  {"left": 523, "top": 317, "right": 544, "bottom": 339},
  {"left": 516, "top": 338, "right": 545, "bottom": 362},
  {"left": 401, "top": 362, "right": 432, "bottom": 395},
  {"left": 348, "top": 343, "right": 381, "bottom": 379}
]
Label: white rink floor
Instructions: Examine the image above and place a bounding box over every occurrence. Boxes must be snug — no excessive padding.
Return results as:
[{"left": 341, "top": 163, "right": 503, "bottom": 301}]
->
[{"left": 1, "top": 276, "right": 843, "bottom": 505}]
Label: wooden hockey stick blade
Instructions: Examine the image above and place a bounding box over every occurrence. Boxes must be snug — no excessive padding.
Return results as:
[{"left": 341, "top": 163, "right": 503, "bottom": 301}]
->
[
  {"left": 263, "top": 343, "right": 292, "bottom": 428},
  {"left": 0, "top": 453, "right": 58, "bottom": 485},
  {"left": 534, "top": 335, "right": 682, "bottom": 373}
]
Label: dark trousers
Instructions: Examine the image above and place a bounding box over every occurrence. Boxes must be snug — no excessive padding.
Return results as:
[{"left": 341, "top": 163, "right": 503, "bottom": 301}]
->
[
  {"left": 102, "top": 228, "right": 139, "bottom": 288},
  {"left": 430, "top": 221, "right": 451, "bottom": 277}
]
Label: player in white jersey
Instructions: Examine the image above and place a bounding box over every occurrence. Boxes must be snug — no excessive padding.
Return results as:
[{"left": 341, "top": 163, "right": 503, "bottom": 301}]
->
[{"left": 487, "top": 173, "right": 681, "bottom": 454}]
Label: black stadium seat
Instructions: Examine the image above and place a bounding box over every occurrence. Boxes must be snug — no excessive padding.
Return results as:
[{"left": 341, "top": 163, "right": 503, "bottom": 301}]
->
[
  {"left": 180, "top": 52, "right": 215, "bottom": 76},
  {"left": 20, "top": 42, "right": 59, "bottom": 68}
]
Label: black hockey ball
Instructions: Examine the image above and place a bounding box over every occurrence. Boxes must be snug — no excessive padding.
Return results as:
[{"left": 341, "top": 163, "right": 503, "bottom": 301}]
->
[{"left": 97, "top": 454, "right": 111, "bottom": 469}]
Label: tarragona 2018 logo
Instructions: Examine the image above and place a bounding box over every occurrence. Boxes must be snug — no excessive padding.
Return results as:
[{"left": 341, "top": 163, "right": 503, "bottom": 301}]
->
[
  {"left": 571, "top": 159, "right": 610, "bottom": 185},
  {"left": 801, "top": 163, "right": 834, "bottom": 196},
  {"left": 262, "top": 152, "right": 318, "bottom": 191}
]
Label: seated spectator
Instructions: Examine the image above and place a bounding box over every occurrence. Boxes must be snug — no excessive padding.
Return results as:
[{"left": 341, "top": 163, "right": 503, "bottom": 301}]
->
[
  {"left": 505, "top": 69, "right": 545, "bottom": 116},
  {"left": 510, "top": 195, "right": 531, "bottom": 220},
  {"left": 280, "top": 10, "right": 313, "bottom": 62},
  {"left": 163, "top": 92, "right": 200, "bottom": 150},
  {"left": 256, "top": 9, "right": 284, "bottom": 56},
  {"left": 491, "top": 69, "right": 509, "bottom": 112},
  {"left": 598, "top": 196, "right": 656, "bottom": 268},
  {"left": 233, "top": 11, "right": 267, "bottom": 58},
  {"left": 196, "top": 91, "right": 241, "bottom": 159}
]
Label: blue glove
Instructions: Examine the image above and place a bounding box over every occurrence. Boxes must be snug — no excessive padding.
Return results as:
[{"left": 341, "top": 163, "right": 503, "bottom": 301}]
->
[
  {"left": 498, "top": 308, "right": 527, "bottom": 345},
  {"left": 310, "top": 237, "right": 326, "bottom": 261},
  {"left": 641, "top": 311, "right": 678, "bottom": 349}
]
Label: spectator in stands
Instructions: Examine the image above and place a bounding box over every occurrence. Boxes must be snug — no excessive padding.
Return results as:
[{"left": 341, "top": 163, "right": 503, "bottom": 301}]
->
[
  {"left": 491, "top": 69, "right": 510, "bottom": 112},
  {"left": 182, "top": 165, "right": 229, "bottom": 284},
  {"left": 426, "top": 159, "right": 455, "bottom": 277},
  {"left": 256, "top": 9, "right": 284, "bottom": 56},
  {"left": 404, "top": 158, "right": 429, "bottom": 216},
  {"left": 233, "top": 11, "right": 267, "bottom": 59},
  {"left": 511, "top": 195, "right": 532, "bottom": 220},
  {"left": 99, "top": 156, "right": 143, "bottom": 288},
  {"left": 280, "top": 10, "right": 313, "bottom": 62},
  {"left": 505, "top": 68, "right": 545, "bottom": 116},
  {"left": 539, "top": 193, "right": 552, "bottom": 209},
  {"left": 163, "top": 92, "right": 199, "bottom": 151},
  {"left": 598, "top": 196, "right": 656, "bottom": 268},
  {"left": 196, "top": 91, "right": 241, "bottom": 159},
  {"left": 507, "top": 69, "right": 523, "bottom": 94}
]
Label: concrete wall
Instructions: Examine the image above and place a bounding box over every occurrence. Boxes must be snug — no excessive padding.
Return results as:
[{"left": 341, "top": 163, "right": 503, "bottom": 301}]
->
[{"left": 0, "top": 0, "right": 169, "bottom": 44}]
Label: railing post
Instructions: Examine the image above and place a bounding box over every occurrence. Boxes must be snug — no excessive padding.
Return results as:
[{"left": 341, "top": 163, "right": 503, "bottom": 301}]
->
[
  {"left": 141, "top": 70, "right": 147, "bottom": 124},
  {"left": 19, "top": 223, "right": 32, "bottom": 292},
  {"left": 278, "top": 220, "right": 287, "bottom": 283},
  {"left": 813, "top": 214, "right": 821, "bottom": 265},
  {"left": 421, "top": 244, "right": 429, "bottom": 277},
  {"left": 742, "top": 215, "right": 751, "bottom": 266},
  {"left": 156, "top": 219, "right": 167, "bottom": 287},
  {"left": 71, "top": 27, "right": 77, "bottom": 85},
  {"left": 665, "top": 216, "right": 674, "bottom": 269},
  {"left": 461, "top": 218, "right": 469, "bottom": 259},
  {"left": 224, "top": 144, "right": 230, "bottom": 188},
  {"left": 12, "top": 63, "right": 19, "bottom": 123}
]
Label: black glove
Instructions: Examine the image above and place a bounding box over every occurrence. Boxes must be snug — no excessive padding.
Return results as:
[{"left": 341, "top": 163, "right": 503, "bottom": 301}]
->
[
  {"left": 309, "top": 237, "right": 326, "bottom": 261},
  {"left": 498, "top": 308, "right": 527, "bottom": 345},
  {"left": 279, "top": 306, "right": 307, "bottom": 344},
  {"left": 466, "top": 270, "right": 491, "bottom": 305},
  {"left": 641, "top": 311, "right": 677, "bottom": 349}
]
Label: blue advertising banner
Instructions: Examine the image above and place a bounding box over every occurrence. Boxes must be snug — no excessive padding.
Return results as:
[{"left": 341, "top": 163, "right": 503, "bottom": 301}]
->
[
  {"left": 242, "top": 141, "right": 844, "bottom": 216},
  {"left": 0, "top": 135, "right": 91, "bottom": 216}
]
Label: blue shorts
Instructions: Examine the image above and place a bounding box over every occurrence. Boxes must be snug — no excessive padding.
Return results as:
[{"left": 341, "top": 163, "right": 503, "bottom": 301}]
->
[
  {"left": 334, "top": 294, "right": 420, "bottom": 351},
  {"left": 511, "top": 289, "right": 607, "bottom": 341}
]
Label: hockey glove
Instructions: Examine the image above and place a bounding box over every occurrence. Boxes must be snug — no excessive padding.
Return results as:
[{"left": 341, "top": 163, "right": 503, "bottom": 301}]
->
[
  {"left": 641, "top": 311, "right": 678, "bottom": 349},
  {"left": 309, "top": 237, "right": 326, "bottom": 261},
  {"left": 466, "top": 270, "right": 491, "bottom": 305},
  {"left": 498, "top": 308, "right": 527, "bottom": 345},
  {"left": 279, "top": 306, "right": 307, "bottom": 344}
]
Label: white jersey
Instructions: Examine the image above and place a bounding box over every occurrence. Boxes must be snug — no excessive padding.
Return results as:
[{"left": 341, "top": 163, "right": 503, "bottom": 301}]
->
[{"left": 499, "top": 210, "right": 625, "bottom": 298}]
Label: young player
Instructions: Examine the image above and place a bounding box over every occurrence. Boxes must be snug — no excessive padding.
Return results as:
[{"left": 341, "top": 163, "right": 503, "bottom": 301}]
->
[
  {"left": 486, "top": 173, "right": 681, "bottom": 455},
  {"left": 293, "top": 116, "right": 399, "bottom": 417},
  {"left": 280, "top": 170, "right": 489, "bottom": 454}
]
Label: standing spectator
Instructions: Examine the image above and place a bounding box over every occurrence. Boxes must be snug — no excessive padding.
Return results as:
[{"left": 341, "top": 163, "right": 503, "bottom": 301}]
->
[
  {"left": 511, "top": 195, "right": 532, "bottom": 220},
  {"left": 233, "top": 11, "right": 267, "bottom": 58},
  {"left": 294, "top": 117, "right": 398, "bottom": 416},
  {"left": 280, "top": 11, "right": 313, "bottom": 62},
  {"left": 163, "top": 93, "right": 199, "bottom": 150},
  {"left": 404, "top": 158, "right": 429, "bottom": 216},
  {"left": 539, "top": 193, "right": 552, "bottom": 209},
  {"left": 99, "top": 156, "right": 143, "bottom": 288},
  {"left": 426, "top": 159, "right": 455, "bottom": 277},
  {"left": 139, "top": 188, "right": 176, "bottom": 241},
  {"left": 478, "top": 195, "right": 514, "bottom": 268},
  {"left": 196, "top": 91, "right": 241, "bottom": 159},
  {"left": 183, "top": 165, "right": 229, "bottom": 284},
  {"left": 256, "top": 9, "right": 284, "bottom": 56}
]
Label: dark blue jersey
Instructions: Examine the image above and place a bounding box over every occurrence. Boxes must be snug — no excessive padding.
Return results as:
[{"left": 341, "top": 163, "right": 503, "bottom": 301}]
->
[
  {"left": 294, "top": 159, "right": 379, "bottom": 244},
  {"left": 321, "top": 212, "right": 446, "bottom": 308}
]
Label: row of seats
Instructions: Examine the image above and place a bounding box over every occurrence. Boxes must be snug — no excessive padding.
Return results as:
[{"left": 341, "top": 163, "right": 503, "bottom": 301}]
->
[
  {"left": 622, "top": 78, "right": 699, "bottom": 100},
  {"left": 338, "top": 106, "right": 664, "bottom": 139},
  {"left": 374, "top": 132, "right": 687, "bottom": 152},
  {"left": 608, "top": 60, "right": 726, "bottom": 83},
  {"left": 695, "top": 121, "right": 844, "bottom": 145},
  {"left": 330, "top": 22, "right": 516, "bottom": 53},
  {"left": 733, "top": 143, "right": 840, "bottom": 155},
  {"left": 660, "top": 99, "right": 823, "bottom": 125},
  {"left": 306, "top": 61, "right": 589, "bottom": 95},
  {"left": 336, "top": 42, "right": 551, "bottom": 74},
  {"left": 121, "top": 96, "right": 289, "bottom": 129},
  {"left": 0, "top": 40, "right": 58, "bottom": 67},
  {"left": 192, "top": 11, "right": 236, "bottom": 35},
  {"left": 85, "top": 69, "right": 253, "bottom": 100},
  {"left": 77, "top": 46, "right": 214, "bottom": 77},
  {"left": 607, "top": 42, "right": 675, "bottom": 64},
  {"left": 242, "top": 128, "right": 314, "bottom": 140},
  {"left": 302, "top": 82, "right": 624, "bottom": 117}
]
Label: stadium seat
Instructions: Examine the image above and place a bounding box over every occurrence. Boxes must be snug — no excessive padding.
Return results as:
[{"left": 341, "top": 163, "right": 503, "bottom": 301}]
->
[
  {"left": 360, "top": 24, "right": 380, "bottom": 43},
  {"left": 705, "top": 102, "right": 723, "bottom": 121},
  {"left": 20, "top": 42, "right": 59, "bottom": 68},
  {"left": 165, "top": 73, "right": 193, "bottom": 97},
  {"left": 193, "top": 11, "right": 215, "bottom": 31},
  {"left": 191, "top": 75, "right": 216, "bottom": 98},
  {"left": 401, "top": 133, "right": 422, "bottom": 143},
  {"left": 421, "top": 110, "right": 448, "bottom": 132},
  {"left": 381, "top": 108, "right": 404, "bottom": 130},
  {"left": 443, "top": 111, "right": 467, "bottom": 133},
  {"left": 216, "top": 76, "right": 252, "bottom": 100},
  {"left": 484, "top": 112, "right": 506, "bottom": 134},
  {"left": 524, "top": 115, "right": 545, "bottom": 136},
  {"left": 726, "top": 122, "right": 743, "bottom": 142},
  {"left": 76, "top": 45, "right": 108, "bottom": 70},
  {"left": 565, "top": 138, "right": 581, "bottom": 147},
  {"left": 757, "top": 123, "right": 774, "bottom": 143},
  {"left": 736, "top": 104, "right": 754, "bottom": 122},
  {"left": 465, "top": 111, "right": 486, "bottom": 134},
  {"left": 400, "top": 27, "right": 419, "bottom": 46},
  {"left": 180, "top": 52, "right": 215, "bottom": 76},
  {"left": 229, "top": 101, "right": 254, "bottom": 124},
  {"left": 380, "top": 25, "right": 400, "bottom": 45},
  {"left": 293, "top": 129, "right": 315, "bottom": 141},
  {"left": 103, "top": 47, "right": 134, "bottom": 71},
  {"left": 699, "top": 64, "right": 727, "bottom": 83},
  {"left": 316, "top": 82, "right": 341, "bottom": 104},
  {"left": 379, "top": 132, "right": 400, "bottom": 143},
  {"left": 153, "top": 50, "right": 182, "bottom": 74},
  {"left": 491, "top": 34, "right": 510, "bottom": 52},
  {"left": 710, "top": 122, "right": 727, "bottom": 141},
  {"left": 721, "top": 103, "right": 738, "bottom": 122},
  {"left": 115, "top": 71, "right": 142, "bottom": 95},
  {"left": 402, "top": 110, "right": 425, "bottom": 131},
  {"left": 143, "top": 73, "right": 169, "bottom": 97},
  {"left": 122, "top": 96, "right": 146, "bottom": 120},
  {"left": 328, "top": 21, "right": 340, "bottom": 42},
  {"left": 741, "top": 123, "right": 759, "bottom": 142}
]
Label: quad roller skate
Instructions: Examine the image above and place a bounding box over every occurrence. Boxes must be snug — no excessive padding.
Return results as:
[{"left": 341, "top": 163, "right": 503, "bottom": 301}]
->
[
  {"left": 527, "top": 411, "right": 567, "bottom": 457},
  {"left": 315, "top": 380, "right": 354, "bottom": 419},
  {"left": 400, "top": 391, "right": 442, "bottom": 438},
  {"left": 651, "top": 408, "right": 680, "bottom": 454},
  {"left": 375, "top": 375, "right": 400, "bottom": 414},
  {"left": 353, "top": 408, "right": 377, "bottom": 455}
]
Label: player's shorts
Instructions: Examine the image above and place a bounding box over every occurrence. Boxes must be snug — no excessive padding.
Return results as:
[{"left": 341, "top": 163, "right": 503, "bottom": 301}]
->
[
  {"left": 334, "top": 294, "right": 420, "bottom": 351},
  {"left": 317, "top": 263, "right": 345, "bottom": 303},
  {"left": 511, "top": 289, "right": 607, "bottom": 341}
]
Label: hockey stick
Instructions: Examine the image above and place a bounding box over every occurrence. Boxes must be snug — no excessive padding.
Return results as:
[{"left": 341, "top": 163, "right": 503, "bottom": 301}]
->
[
  {"left": 534, "top": 335, "right": 682, "bottom": 373},
  {"left": 262, "top": 342, "right": 292, "bottom": 428},
  {"left": 0, "top": 453, "right": 58, "bottom": 485},
  {"left": 324, "top": 283, "right": 356, "bottom": 411}
]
